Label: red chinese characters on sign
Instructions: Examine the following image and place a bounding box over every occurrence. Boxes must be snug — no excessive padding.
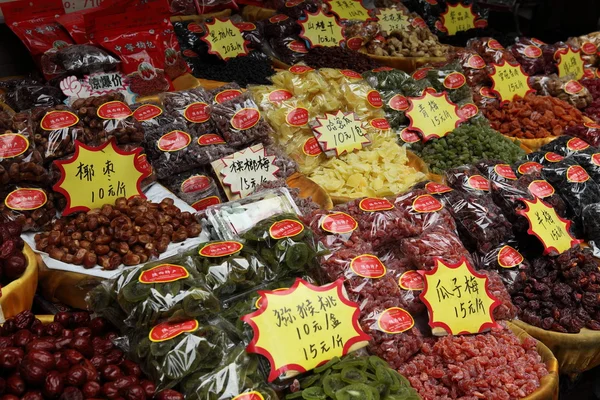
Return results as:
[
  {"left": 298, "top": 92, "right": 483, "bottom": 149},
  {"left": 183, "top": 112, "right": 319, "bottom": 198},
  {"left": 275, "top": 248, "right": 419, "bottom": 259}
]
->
[
  {"left": 303, "top": 137, "right": 323, "bottom": 156},
  {"left": 133, "top": 104, "right": 162, "bottom": 121},
  {"left": 321, "top": 212, "right": 358, "bottom": 234},
  {"left": 158, "top": 131, "right": 191, "bottom": 152},
  {"left": 567, "top": 137, "right": 590, "bottom": 151},
  {"left": 0, "top": 133, "right": 29, "bottom": 158},
  {"left": 377, "top": 308, "right": 414, "bottom": 333},
  {"left": 567, "top": 165, "right": 589, "bottom": 182},
  {"left": 97, "top": 101, "right": 132, "bottom": 119},
  {"left": 40, "top": 111, "right": 79, "bottom": 130},
  {"left": 467, "top": 175, "right": 490, "bottom": 191},
  {"left": 184, "top": 102, "right": 210, "bottom": 123},
  {"left": 199, "top": 241, "right": 243, "bottom": 257},
  {"left": 269, "top": 219, "right": 304, "bottom": 239},
  {"left": 359, "top": 198, "right": 394, "bottom": 212},
  {"left": 286, "top": 108, "right": 309, "bottom": 127},
  {"left": 149, "top": 320, "right": 199, "bottom": 342},
  {"left": 215, "top": 89, "right": 243, "bottom": 104},
  {"left": 528, "top": 180, "right": 555, "bottom": 198},
  {"left": 231, "top": 108, "right": 261, "bottom": 130},
  {"left": 399, "top": 271, "right": 425, "bottom": 291},
  {"left": 425, "top": 182, "right": 453, "bottom": 194},
  {"left": 4, "top": 188, "right": 47, "bottom": 211},
  {"left": 494, "top": 164, "right": 517, "bottom": 180},
  {"left": 139, "top": 264, "right": 189, "bottom": 283},
  {"left": 198, "top": 134, "right": 226, "bottom": 146},
  {"left": 350, "top": 254, "right": 387, "bottom": 278},
  {"left": 268, "top": 89, "right": 293, "bottom": 104},
  {"left": 389, "top": 94, "right": 409, "bottom": 111},
  {"left": 443, "top": 72, "right": 466, "bottom": 89},
  {"left": 412, "top": 195, "right": 443, "bottom": 213},
  {"left": 497, "top": 246, "right": 524, "bottom": 268},
  {"left": 181, "top": 175, "right": 211, "bottom": 193},
  {"left": 518, "top": 161, "right": 543, "bottom": 175}
]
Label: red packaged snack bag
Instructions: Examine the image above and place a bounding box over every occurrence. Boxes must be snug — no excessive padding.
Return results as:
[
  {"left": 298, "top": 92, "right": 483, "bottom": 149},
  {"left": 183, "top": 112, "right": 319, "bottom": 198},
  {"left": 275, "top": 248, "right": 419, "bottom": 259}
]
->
[
  {"left": 56, "top": 9, "right": 94, "bottom": 44},
  {"left": 194, "top": 0, "right": 239, "bottom": 15},
  {"left": 2, "top": 0, "right": 74, "bottom": 81}
]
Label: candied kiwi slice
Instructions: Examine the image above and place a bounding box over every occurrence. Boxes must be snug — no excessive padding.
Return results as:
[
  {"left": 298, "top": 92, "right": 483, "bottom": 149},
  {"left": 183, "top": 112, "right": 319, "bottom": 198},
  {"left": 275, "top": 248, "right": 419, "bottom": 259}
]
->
[
  {"left": 368, "top": 356, "right": 388, "bottom": 370},
  {"left": 122, "top": 281, "right": 152, "bottom": 303},
  {"left": 341, "top": 367, "right": 367, "bottom": 384},
  {"left": 285, "top": 243, "right": 309, "bottom": 269},
  {"left": 390, "top": 370, "right": 410, "bottom": 388},
  {"left": 375, "top": 365, "right": 393, "bottom": 387},
  {"left": 149, "top": 340, "right": 172, "bottom": 357},
  {"left": 300, "top": 374, "right": 321, "bottom": 388},
  {"left": 335, "top": 384, "right": 376, "bottom": 400},
  {"left": 332, "top": 359, "right": 366, "bottom": 370},
  {"left": 301, "top": 387, "right": 326, "bottom": 400},
  {"left": 315, "top": 357, "right": 340, "bottom": 373},
  {"left": 286, "top": 392, "right": 304, "bottom": 400},
  {"left": 322, "top": 373, "right": 346, "bottom": 398}
]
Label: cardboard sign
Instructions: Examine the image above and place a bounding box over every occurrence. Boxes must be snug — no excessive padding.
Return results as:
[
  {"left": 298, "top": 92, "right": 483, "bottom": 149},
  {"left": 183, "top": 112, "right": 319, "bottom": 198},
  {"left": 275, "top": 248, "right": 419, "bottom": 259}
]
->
[
  {"left": 440, "top": 3, "right": 476, "bottom": 35},
  {"left": 201, "top": 18, "right": 249, "bottom": 60},
  {"left": 327, "top": 0, "right": 370, "bottom": 21},
  {"left": 299, "top": 10, "right": 345, "bottom": 47},
  {"left": 405, "top": 91, "right": 462, "bottom": 141},
  {"left": 556, "top": 46, "right": 585, "bottom": 80},
  {"left": 312, "top": 110, "right": 371, "bottom": 156},
  {"left": 490, "top": 61, "right": 534, "bottom": 102},
  {"left": 376, "top": 8, "right": 410, "bottom": 33},
  {"left": 53, "top": 139, "right": 145, "bottom": 216},
  {"left": 242, "top": 278, "right": 370, "bottom": 381}
]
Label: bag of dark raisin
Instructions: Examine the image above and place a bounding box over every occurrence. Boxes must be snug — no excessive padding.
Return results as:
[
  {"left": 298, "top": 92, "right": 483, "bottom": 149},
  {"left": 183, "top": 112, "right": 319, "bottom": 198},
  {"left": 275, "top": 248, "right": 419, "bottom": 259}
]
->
[
  {"left": 208, "top": 83, "right": 243, "bottom": 105},
  {"left": 446, "top": 164, "right": 492, "bottom": 197},
  {"left": 539, "top": 135, "right": 595, "bottom": 158},
  {"left": 0, "top": 185, "right": 57, "bottom": 232},
  {"left": 228, "top": 17, "right": 263, "bottom": 51},
  {"left": 163, "top": 168, "right": 221, "bottom": 207},
  {"left": 267, "top": 36, "right": 308, "bottom": 66},
  {"left": 162, "top": 88, "right": 215, "bottom": 136},
  {"left": 2, "top": 85, "right": 65, "bottom": 113},
  {"left": 513, "top": 151, "right": 565, "bottom": 177},
  {"left": 582, "top": 204, "right": 600, "bottom": 256},
  {"left": 448, "top": 48, "right": 490, "bottom": 87},
  {"left": 564, "top": 123, "right": 600, "bottom": 147},
  {"left": 131, "top": 102, "right": 179, "bottom": 132},
  {"left": 476, "top": 269, "right": 518, "bottom": 321},
  {"left": 56, "top": 44, "right": 120, "bottom": 76},
  {"left": 571, "top": 148, "right": 600, "bottom": 184},
  {"left": 473, "top": 241, "right": 529, "bottom": 295},
  {"left": 261, "top": 14, "right": 301, "bottom": 39},
  {"left": 509, "top": 37, "right": 546, "bottom": 76}
]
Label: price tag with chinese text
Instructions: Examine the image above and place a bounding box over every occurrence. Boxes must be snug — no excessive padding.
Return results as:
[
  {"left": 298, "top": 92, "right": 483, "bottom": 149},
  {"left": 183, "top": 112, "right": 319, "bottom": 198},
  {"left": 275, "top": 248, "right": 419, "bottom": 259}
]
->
[
  {"left": 556, "top": 46, "right": 585, "bottom": 80},
  {"left": 376, "top": 8, "right": 409, "bottom": 33},
  {"left": 242, "top": 278, "right": 370, "bottom": 381},
  {"left": 201, "top": 18, "right": 249, "bottom": 60},
  {"left": 312, "top": 110, "right": 371, "bottom": 156},
  {"left": 490, "top": 61, "right": 534, "bottom": 102},
  {"left": 440, "top": 3, "right": 476, "bottom": 35},
  {"left": 53, "top": 139, "right": 145, "bottom": 216},
  {"left": 299, "top": 10, "right": 345, "bottom": 47},
  {"left": 326, "top": 0, "right": 370, "bottom": 21},
  {"left": 517, "top": 197, "right": 580, "bottom": 254},
  {"left": 405, "top": 91, "right": 462, "bottom": 141},
  {"left": 420, "top": 258, "right": 500, "bottom": 336}
]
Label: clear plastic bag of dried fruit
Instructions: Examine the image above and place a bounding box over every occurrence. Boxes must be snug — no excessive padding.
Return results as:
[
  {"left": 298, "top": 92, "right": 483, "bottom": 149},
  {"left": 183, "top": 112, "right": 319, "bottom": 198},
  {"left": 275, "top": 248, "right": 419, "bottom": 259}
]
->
[
  {"left": 363, "top": 68, "right": 411, "bottom": 91},
  {"left": 163, "top": 168, "right": 221, "bottom": 207},
  {"left": 340, "top": 81, "right": 387, "bottom": 121},
  {"left": 446, "top": 164, "right": 492, "bottom": 197},
  {"left": 567, "top": 33, "right": 600, "bottom": 68},
  {"left": 0, "top": 185, "right": 57, "bottom": 232},
  {"left": 161, "top": 88, "right": 215, "bottom": 136},
  {"left": 509, "top": 37, "right": 546, "bottom": 76},
  {"left": 2, "top": 85, "right": 65, "bottom": 112},
  {"left": 259, "top": 96, "right": 314, "bottom": 147},
  {"left": 56, "top": 44, "right": 120, "bottom": 76},
  {"left": 571, "top": 147, "right": 600, "bottom": 184},
  {"left": 448, "top": 48, "right": 490, "bottom": 87},
  {"left": 208, "top": 83, "right": 243, "bottom": 105},
  {"left": 30, "top": 105, "right": 86, "bottom": 163},
  {"left": 529, "top": 75, "right": 593, "bottom": 109},
  {"left": 467, "top": 37, "right": 517, "bottom": 66},
  {"left": 582, "top": 203, "right": 600, "bottom": 256},
  {"left": 302, "top": 208, "right": 366, "bottom": 255},
  {"left": 283, "top": 133, "right": 326, "bottom": 175},
  {"left": 270, "top": 65, "right": 329, "bottom": 98},
  {"left": 393, "top": 188, "right": 457, "bottom": 236},
  {"left": 565, "top": 123, "right": 600, "bottom": 147},
  {"left": 473, "top": 241, "right": 529, "bottom": 295},
  {"left": 472, "top": 85, "right": 500, "bottom": 109},
  {"left": 425, "top": 62, "right": 472, "bottom": 104},
  {"left": 131, "top": 102, "right": 178, "bottom": 133},
  {"left": 540, "top": 135, "right": 595, "bottom": 157}
]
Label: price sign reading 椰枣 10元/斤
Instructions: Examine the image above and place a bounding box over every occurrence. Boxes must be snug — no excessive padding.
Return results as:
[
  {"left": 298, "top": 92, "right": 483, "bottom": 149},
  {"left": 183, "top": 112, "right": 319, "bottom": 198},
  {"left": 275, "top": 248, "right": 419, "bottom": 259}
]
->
[
  {"left": 490, "top": 61, "right": 533, "bottom": 102},
  {"left": 201, "top": 18, "right": 249, "bottom": 60},
  {"left": 299, "top": 10, "right": 345, "bottom": 47},
  {"left": 376, "top": 8, "right": 409, "bottom": 33},
  {"left": 557, "top": 46, "right": 585, "bottom": 80},
  {"left": 327, "top": 0, "right": 370, "bottom": 21},
  {"left": 518, "top": 197, "right": 581, "bottom": 254},
  {"left": 53, "top": 139, "right": 146, "bottom": 216},
  {"left": 312, "top": 110, "right": 371, "bottom": 156},
  {"left": 405, "top": 91, "right": 462, "bottom": 141},
  {"left": 420, "top": 258, "right": 500, "bottom": 336},
  {"left": 242, "top": 278, "right": 371, "bottom": 381},
  {"left": 440, "top": 3, "right": 476, "bottom": 35}
]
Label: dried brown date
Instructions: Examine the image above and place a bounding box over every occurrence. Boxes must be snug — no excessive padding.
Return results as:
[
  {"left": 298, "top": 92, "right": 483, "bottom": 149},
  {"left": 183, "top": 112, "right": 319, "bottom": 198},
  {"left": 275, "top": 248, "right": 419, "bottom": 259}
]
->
[
  {"left": 30, "top": 105, "right": 86, "bottom": 163},
  {"left": 0, "top": 186, "right": 57, "bottom": 232}
]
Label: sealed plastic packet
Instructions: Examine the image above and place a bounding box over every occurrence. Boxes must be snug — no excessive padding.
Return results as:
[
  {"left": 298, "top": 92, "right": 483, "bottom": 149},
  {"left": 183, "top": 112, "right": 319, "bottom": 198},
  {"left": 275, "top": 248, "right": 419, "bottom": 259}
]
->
[
  {"left": 425, "top": 62, "right": 472, "bottom": 104},
  {"left": 449, "top": 48, "right": 491, "bottom": 87},
  {"left": 0, "top": 185, "right": 57, "bottom": 232},
  {"left": 209, "top": 83, "right": 244, "bottom": 105},
  {"left": 162, "top": 88, "right": 215, "bottom": 136},
  {"left": 163, "top": 168, "right": 222, "bottom": 208},
  {"left": 564, "top": 123, "right": 600, "bottom": 147},
  {"left": 539, "top": 135, "right": 594, "bottom": 157},
  {"left": 473, "top": 241, "right": 529, "bottom": 295},
  {"left": 529, "top": 75, "right": 593, "bottom": 109},
  {"left": 2, "top": 85, "right": 65, "bottom": 113},
  {"left": 56, "top": 44, "right": 120, "bottom": 76},
  {"left": 509, "top": 37, "right": 546, "bottom": 76},
  {"left": 30, "top": 105, "right": 86, "bottom": 163},
  {"left": 270, "top": 66, "right": 329, "bottom": 98}
]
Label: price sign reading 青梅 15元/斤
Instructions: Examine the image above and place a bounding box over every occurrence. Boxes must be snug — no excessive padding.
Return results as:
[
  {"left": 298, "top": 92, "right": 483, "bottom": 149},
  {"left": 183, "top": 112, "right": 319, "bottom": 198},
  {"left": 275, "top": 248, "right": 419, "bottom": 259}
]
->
[
  {"left": 517, "top": 197, "right": 581, "bottom": 254},
  {"left": 327, "top": 0, "right": 370, "bottom": 21},
  {"left": 420, "top": 257, "right": 500, "bottom": 336},
  {"left": 490, "top": 61, "right": 534, "bottom": 102},
  {"left": 405, "top": 91, "right": 462, "bottom": 141},
  {"left": 201, "top": 18, "right": 249, "bottom": 60},
  {"left": 299, "top": 10, "right": 345, "bottom": 47},
  {"left": 53, "top": 139, "right": 146, "bottom": 216},
  {"left": 242, "top": 278, "right": 370, "bottom": 381},
  {"left": 312, "top": 110, "right": 371, "bottom": 156},
  {"left": 440, "top": 3, "right": 476, "bottom": 35},
  {"left": 557, "top": 46, "right": 585, "bottom": 80}
]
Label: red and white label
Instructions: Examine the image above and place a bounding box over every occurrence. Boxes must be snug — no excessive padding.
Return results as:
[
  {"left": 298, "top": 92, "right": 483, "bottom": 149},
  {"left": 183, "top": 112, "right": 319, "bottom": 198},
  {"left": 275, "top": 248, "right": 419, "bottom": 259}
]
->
[
  {"left": 231, "top": 108, "right": 261, "bottom": 130},
  {"left": 321, "top": 212, "right": 358, "bottom": 234},
  {"left": 567, "top": 165, "right": 590, "bottom": 182},
  {"left": 468, "top": 54, "right": 486, "bottom": 69},
  {"left": 286, "top": 107, "right": 309, "bottom": 126},
  {"left": 372, "top": 67, "right": 393, "bottom": 72},
  {"left": 133, "top": 104, "right": 162, "bottom": 121},
  {"left": 215, "top": 89, "right": 243, "bottom": 104},
  {"left": 567, "top": 137, "right": 590, "bottom": 150},
  {"left": 399, "top": 270, "right": 425, "bottom": 290},
  {"left": 359, "top": 197, "right": 394, "bottom": 212},
  {"left": 303, "top": 137, "right": 323, "bottom": 156},
  {"left": 467, "top": 175, "right": 490, "bottom": 191},
  {"left": 183, "top": 49, "right": 199, "bottom": 57},
  {"left": 192, "top": 196, "right": 221, "bottom": 211},
  {"left": 181, "top": 175, "right": 211, "bottom": 193},
  {"left": 585, "top": 121, "right": 600, "bottom": 129},
  {"left": 346, "top": 37, "right": 363, "bottom": 51},
  {"left": 435, "top": 19, "right": 447, "bottom": 33},
  {"left": 286, "top": 0, "right": 303, "bottom": 7},
  {"left": 149, "top": 320, "right": 198, "bottom": 342},
  {"left": 289, "top": 65, "right": 314, "bottom": 74},
  {"left": 497, "top": 246, "right": 524, "bottom": 268},
  {"left": 287, "top": 40, "right": 308, "bottom": 53},
  {"left": 400, "top": 129, "right": 420, "bottom": 143},
  {"left": 40, "top": 111, "right": 79, "bottom": 130},
  {"left": 158, "top": 131, "right": 191, "bottom": 152},
  {"left": 592, "top": 153, "right": 600, "bottom": 166},
  {"left": 233, "top": 392, "right": 264, "bottom": 400},
  {"left": 474, "top": 18, "right": 488, "bottom": 28},
  {"left": 582, "top": 42, "right": 598, "bottom": 55},
  {"left": 523, "top": 45, "right": 542, "bottom": 58},
  {"left": 269, "top": 14, "right": 289, "bottom": 23},
  {"left": 531, "top": 37, "right": 546, "bottom": 46},
  {"left": 268, "top": 89, "right": 293, "bottom": 104},
  {"left": 458, "top": 103, "right": 478, "bottom": 120},
  {"left": 366, "top": 91, "right": 383, "bottom": 108},
  {"left": 97, "top": 101, "right": 132, "bottom": 119},
  {"left": 494, "top": 164, "right": 517, "bottom": 180},
  {"left": 0, "top": 133, "right": 29, "bottom": 158},
  {"left": 518, "top": 161, "right": 543, "bottom": 175},
  {"left": 187, "top": 23, "right": 203, "bottom": 33},
  {"left": 350, "top": 254, "right": 386, "bottom": 279},
  {"left": 564, "top": 80, "right": 584, "bottom": 95},
  {"left": 184, "top": 102, "right": 210, "bottom": 123},
  {"left": 528, "top": 180, "right": 555, "bottom": 198},
  {"left": 545, "top": 152, "right": 564, "bottom": 162},
  {"left": 584, "top": 68, "right": 596, "bottom": 79},
  {"left": 269, "top": 219, "right": 304, "bottom": 239},
  {"left": 135, "top": 154, "right": 152, "bottom": 176},
  {"left": 488, "top": 39, "right": 503, "bottom": 50},
  {"left": 411, "top": 17, "right": 426, "bottom": 28},
  {"left": 234, "top": 22, "right": 257, "bottom": 31},
  {"left": 443, "top": 72, "right": 466, "bottom": 89},
  {"left": 389, "top": 94, "right": 409, "bottom": 111},
  {"left": 480, "top": 86, "right": 496, "bottom": 98},
  {"left": 198, "top": 134, "right": 226, "bottom": 145},
  {"left": 369, "top": 118, "right": 390, "bottom": 130},
  {"left": 4, "top": 188, "right": 47, "bottom": 211},
  {"left": 377, "top": 307, "right": 414, "bottom": 333},
  {"left": 139, "top": 264, "right": 189, "bottom": 283},
  {"left": 412, "top": 67, "right": 431, "bottom": 81},
  {"left": 341, "top": 69, "right": 362, "bottom": 79},
  {"left": 199, "top": 241, "right": 244, "bottom": 257},
  {"left": 412, "top": 195, "right": 443, "bottom": 213},
  {"left": 425, "top": 182, "right": 453, "bottom": 194}
]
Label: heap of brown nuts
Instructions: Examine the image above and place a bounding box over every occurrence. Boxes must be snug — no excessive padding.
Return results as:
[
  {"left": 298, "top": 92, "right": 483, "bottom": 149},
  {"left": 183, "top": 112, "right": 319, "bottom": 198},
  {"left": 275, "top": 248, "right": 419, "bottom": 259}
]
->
[
  {"left": 366, "top": 23, "right": 447, "bottom": 57},
  {"left": 34, "top": 196, "right": 202, "bottom": 270}
]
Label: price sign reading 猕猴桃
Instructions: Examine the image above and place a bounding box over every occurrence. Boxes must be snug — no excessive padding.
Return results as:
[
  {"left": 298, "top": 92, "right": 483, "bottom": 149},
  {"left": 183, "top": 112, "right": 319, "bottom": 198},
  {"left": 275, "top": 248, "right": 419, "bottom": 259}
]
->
[
  {"left": 420, "top": 258, "right": 500, "bottom": 336},
  {"left": 242, "top": 278, "right": 370, "bottom": 381},
  {"left": 53, "top": 139, "right": 146, "bottom": 216},
  {"left": 405, "top": 91, "right": 462, "bottom": 141},
  {"left": 518, "top": 197, "right": 581, "bottom": 255},
  {"left": 299, "top": 10, "right": 345, "bottom": 47},
  {"left": 440, "top": 3, "right": 476, "bottom": 35},
  {"left": 201, "top": 18, "right": 249, "bottom": 60},
  {"left": 326, "top": 0, "right": 370, "bottom": 21},
  {"left": 376, "top": 8, "right": 409, "bottom": 33},
  {"left": 556, "top": 46, "right": 585, "bottom": 80},
  {"left": 490, "top": 61, "right": 534, "bottom": 102},
  {"left": 312, "top": 110, "right": 371, "bottom": 156}
]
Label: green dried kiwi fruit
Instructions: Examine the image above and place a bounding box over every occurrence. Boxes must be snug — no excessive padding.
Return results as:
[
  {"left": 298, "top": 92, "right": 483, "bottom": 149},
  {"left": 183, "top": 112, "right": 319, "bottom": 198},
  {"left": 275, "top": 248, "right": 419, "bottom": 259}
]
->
[
  {"left": 322, "top": 373, "right": 346, "bottom": 397},
  {"left": 121, "top": 280, "right": 152, "bottom": 303},
  {"left": 335, "top": 383, "right": 379, "bottom": 400},
  {"left": 341, "top": 367, "right": 367, "bottom": 384},
  {"left": 286, "top": 392, "right": 304, "bottom": 400},
  {"left": 182, "top": 288, "right": 220, "bottom": 316},
  {"left": 300, "top": 374, "right": 321, "bottom": 389},
  {"left": 285, "top": 242, "right": 310, "bottom": 270},
  {"left": 155, "top": 280, "right": 182, "bottom": 297},
  {"left": 315, "top": 357, "right": 340, "bottom": 373},
  {"left": 302, "top": 387, "right": 326, "bottom": 400}
]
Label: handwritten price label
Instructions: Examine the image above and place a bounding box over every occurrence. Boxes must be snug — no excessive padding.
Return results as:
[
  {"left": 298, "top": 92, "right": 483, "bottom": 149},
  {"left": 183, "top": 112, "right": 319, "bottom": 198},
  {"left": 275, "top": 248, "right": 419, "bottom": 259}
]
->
[
  {"left": 376, "top": 8, "right": 409, "bottom": 33},
  {"left": 201, "top": 18, "right": 249, "bottom": 60},
  {"left": 405, "top": 91, "right": 462, "bottom": 141},
  {"left": 313, "top": 110, "right": 371, "bottom": 156},
  {"left": 517, "top": 197, "right": 580, "bottom": 255},
  {"left": 299, "top": 10, "right": 345, "bottom": 47},
  {"left": 53, "top": 139, "right": 145, "bottom": 216},
  {"left": 420, "top": 258, "right": 500, "bottom": 336},
  {"left": 556, "top": 46, "right": 585, "bottom": 80},
  {"left": 490, "top": 61, "right": 534, "bottom": 102},
  {"left": 242, "top": 278, "right": 370, "bottom": 381},
  {"left": 440, "top": 3, "right": 476, "bottom": 35},
  {"left": 327, "top": 0, "right": 370, "bottom": 21}
]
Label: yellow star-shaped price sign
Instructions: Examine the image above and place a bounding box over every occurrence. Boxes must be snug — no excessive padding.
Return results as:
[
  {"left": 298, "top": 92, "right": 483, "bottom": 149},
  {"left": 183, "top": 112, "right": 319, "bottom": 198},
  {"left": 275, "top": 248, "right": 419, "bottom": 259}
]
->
[
  {"left": 405, "top": 91, "right": 462, "bottom": 142},
  {"left": 327, "top": 0, "right": 370, "bottom": 21},
  {"left": 517, "top": 197, "right": 581, "bottom": 255},
  {"left": 201, "top": 18, "right": 249, "bottom": 60},
  {"left": 440, "top": 3, "right": 476, "bottom": 35},
  {"left": 53, "top": 139, "right": 145, "bottom": 216},
  {"left": 299, "top": 10, "right": 345, "bottom": 47},
  {"left": 242, "top": 278, "right": 370, "bottom": 382},
  {"left": 420, "top": 258, "right": 500, "bottom": 336},
  {"left": 376, "top": 8, "right": 409, "bottom": 33},
  {"left": 556, "top": 46, "right": 585, "bottom": 80},
  {"left": 312, "top": 110, "right": 371, "bottom": 156},
  {"left": 490, "top": 61, "right": 534, "bottom": 102}
]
